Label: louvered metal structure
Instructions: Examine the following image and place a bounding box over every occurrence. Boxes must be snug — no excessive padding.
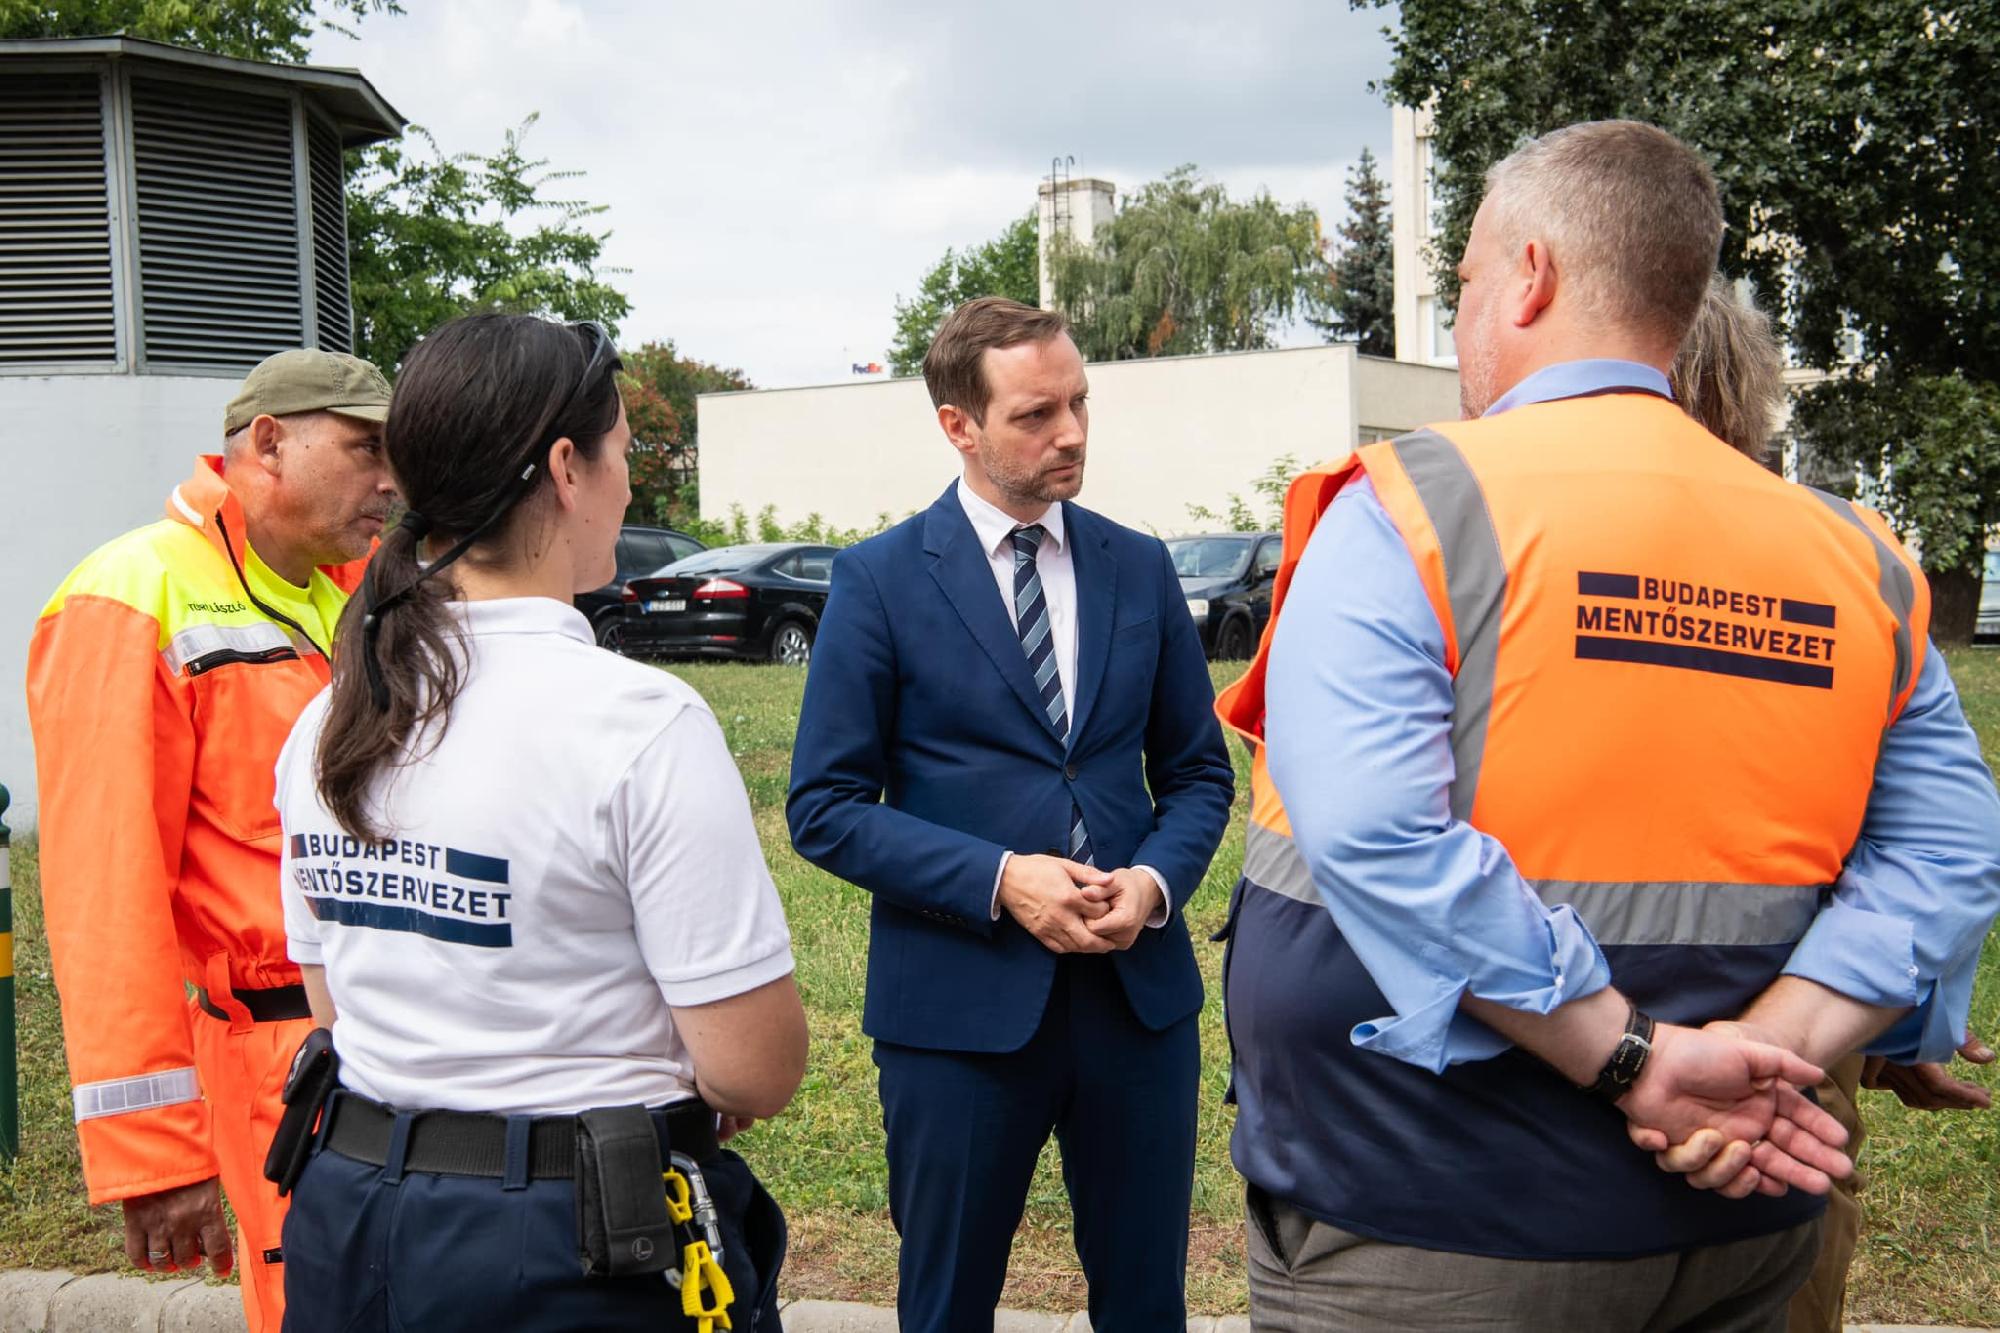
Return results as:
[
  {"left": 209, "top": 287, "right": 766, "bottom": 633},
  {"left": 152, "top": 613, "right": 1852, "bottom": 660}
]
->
[
  {"left": 0, "top": 73, "right": 116, "bottom": 368},
  {"left": 0, "top": 37, "right": 401, "bottom": 375}
]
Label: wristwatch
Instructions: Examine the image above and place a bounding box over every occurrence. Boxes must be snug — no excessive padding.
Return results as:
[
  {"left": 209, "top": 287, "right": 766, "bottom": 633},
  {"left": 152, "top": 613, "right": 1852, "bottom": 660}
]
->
[{"left": 1583, "top": 1005, "right": 1656, "bottom": 1102}]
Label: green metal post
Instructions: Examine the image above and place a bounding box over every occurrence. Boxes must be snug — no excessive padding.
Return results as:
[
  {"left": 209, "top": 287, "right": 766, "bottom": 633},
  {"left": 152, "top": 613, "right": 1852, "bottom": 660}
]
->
[{"left": 0, "top": 783, "right": 15, "bottom": 1163}]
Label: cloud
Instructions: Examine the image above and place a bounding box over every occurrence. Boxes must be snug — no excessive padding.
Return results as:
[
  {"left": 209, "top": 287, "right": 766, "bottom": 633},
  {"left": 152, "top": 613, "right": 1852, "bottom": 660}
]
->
[{"left": 314, "top": 0, "right": 1400, "bottom": 386}]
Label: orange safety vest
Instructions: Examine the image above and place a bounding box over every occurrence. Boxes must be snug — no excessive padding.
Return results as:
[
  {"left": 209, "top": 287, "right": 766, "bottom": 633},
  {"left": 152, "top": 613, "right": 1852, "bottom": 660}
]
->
[
  {"left": 1219, "top": 392, "right": 1926, "bottom": 934},
  {"left": 26, "top": 457, "right": 363, "bottom": 1203},
  {"left": 1212, "top": 391, "right": 1930, "bottom": 1257}
]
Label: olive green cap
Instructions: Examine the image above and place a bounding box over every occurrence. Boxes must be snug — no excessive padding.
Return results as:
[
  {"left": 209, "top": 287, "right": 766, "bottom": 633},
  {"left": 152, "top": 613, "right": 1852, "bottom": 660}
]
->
[{"left": 222, "top": 349, "right": 392, "bottom": 436}]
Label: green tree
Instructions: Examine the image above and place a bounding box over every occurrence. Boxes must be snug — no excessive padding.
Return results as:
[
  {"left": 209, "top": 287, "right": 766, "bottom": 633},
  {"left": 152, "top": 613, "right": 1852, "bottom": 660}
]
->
[
  {"left": 1365, "top": 0, "right": 2000, "bottom": 640},
  {"left": 1047, "top": 166, "right": 1328, "bottom": 362},
  {"left": 1792, "top": 373, "right": 2000, "bottom": 637},
  {"left": 616, "top": 340, "right": 753, "bottom": 528},
  {"left": 344, "top": 118, "right": 631, "bottom": 372},
  {"left": 887, "top": 211, "right": 1039, "bottom": 377},
  {"left": 1315, "top": 147, "right": 1394, "bottom": 357},
  {"left": 1186, "top": 454, "right": 1304, "bottom": 532},
  {"left": 0, "top": 0, "right": 397, "bottom": 61}
]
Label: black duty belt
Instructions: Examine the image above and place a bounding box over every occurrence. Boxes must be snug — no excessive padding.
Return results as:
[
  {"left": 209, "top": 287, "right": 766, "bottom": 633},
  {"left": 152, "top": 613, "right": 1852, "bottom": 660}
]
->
[
  {"left": 196, "top": 984, "right": 313, "bottom": 1024},
  {"left": 323, "top": 1091, "right": 721, "bottom": 1179}
]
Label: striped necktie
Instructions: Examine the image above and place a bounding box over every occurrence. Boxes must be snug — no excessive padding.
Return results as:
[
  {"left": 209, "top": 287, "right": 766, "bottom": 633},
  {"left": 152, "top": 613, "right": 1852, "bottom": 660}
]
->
[{"left": 1011, "top": 524, "right": 1095, "bottom": 866}]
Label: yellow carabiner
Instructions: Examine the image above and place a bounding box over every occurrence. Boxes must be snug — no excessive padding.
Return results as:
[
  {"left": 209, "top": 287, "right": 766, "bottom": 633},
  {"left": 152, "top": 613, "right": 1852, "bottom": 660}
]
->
[
  {"left": 680, "top": 1238, "right": 734, "bottom": 1332},
  {"left": 661, "top": 1168, "right": 694, "bottom": 1225}
]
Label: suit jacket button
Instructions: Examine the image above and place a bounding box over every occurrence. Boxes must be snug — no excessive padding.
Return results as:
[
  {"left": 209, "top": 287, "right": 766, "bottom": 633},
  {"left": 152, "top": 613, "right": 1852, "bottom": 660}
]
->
[{"left": 1064, "top": 763, "right": 1078, "bottom": 781}]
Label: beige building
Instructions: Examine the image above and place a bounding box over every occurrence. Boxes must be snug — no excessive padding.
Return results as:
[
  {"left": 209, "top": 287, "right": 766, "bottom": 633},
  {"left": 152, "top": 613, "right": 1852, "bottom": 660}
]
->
[{"left": 699, "top": 343, "right": 1458, "bottom": 538}]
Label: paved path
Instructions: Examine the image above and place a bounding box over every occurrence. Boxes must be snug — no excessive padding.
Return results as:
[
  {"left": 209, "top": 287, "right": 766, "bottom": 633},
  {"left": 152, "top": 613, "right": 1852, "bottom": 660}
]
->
[{"left": 0, "top": 1270, "right": 1983, "bottom": 1331}]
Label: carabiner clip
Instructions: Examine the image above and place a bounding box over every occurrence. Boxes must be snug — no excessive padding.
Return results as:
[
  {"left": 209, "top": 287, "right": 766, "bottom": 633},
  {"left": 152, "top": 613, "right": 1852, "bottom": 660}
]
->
[{"left": 670, "top": 1151, "right": 727, "bottom": 1265}]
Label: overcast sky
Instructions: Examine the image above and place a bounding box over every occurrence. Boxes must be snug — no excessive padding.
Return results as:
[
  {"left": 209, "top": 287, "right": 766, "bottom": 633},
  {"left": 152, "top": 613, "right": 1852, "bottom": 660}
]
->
[{"left": 310, "top": 1, "right": 1401, "bottom": 387}]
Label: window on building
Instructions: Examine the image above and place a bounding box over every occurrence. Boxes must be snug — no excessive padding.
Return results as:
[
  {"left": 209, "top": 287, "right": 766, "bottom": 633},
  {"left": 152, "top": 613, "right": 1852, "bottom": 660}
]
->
[{"left": 1420, "top": 296, "right": 1457, "bottom": 365}]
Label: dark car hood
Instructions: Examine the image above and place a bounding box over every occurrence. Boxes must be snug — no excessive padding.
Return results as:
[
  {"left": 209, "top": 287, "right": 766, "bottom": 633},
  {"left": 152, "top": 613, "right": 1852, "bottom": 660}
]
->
[{"left": 1178, "top": 576, "right": 1236, "bottom": 598}]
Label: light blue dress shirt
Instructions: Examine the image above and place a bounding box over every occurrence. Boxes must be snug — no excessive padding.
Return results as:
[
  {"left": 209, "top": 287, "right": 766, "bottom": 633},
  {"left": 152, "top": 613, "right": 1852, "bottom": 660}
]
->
[{"left": 1265, "top": 359, "right": 2000, "bottom": 1071}]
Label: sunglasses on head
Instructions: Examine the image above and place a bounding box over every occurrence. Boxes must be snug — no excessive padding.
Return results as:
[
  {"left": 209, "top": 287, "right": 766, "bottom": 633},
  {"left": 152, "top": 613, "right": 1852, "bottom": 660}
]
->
[{"left": 549, "top": 319, "right": 619, "bottom": 428}]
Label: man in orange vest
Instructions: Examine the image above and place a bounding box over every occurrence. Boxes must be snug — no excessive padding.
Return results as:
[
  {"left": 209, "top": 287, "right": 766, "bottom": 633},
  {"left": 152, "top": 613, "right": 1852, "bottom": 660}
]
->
[
  {"left": 27, "top": 350, "right": 395, "bottom": 1332},
  {"left": 1216, "top": 120, "right": 2000, "bottom": 1330}
]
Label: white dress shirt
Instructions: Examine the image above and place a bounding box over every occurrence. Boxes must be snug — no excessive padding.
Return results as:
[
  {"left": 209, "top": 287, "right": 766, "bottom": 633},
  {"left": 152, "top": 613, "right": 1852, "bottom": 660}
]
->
[
  {"left": 955, "top": 479, "right": 1170, "bottom": 925},
  {"left": 956, "top": 478, "right": 1080, "bottom": 720}
]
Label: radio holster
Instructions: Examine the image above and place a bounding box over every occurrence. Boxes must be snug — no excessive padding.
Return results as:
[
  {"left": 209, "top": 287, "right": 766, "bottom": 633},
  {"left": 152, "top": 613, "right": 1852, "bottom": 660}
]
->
[
  {"left": 575, "top": 1104, "right": 677, "bottom": 1278},
  {"left": 262, "top": 1026, "right": 339, "bottom": 1196}
]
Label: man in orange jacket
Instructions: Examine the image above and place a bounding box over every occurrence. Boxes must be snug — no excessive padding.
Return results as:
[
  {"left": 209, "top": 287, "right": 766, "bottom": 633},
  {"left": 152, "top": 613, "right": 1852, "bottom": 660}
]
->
[{"left": 27, "top": 349, "right": 395, "bottom": 1332}]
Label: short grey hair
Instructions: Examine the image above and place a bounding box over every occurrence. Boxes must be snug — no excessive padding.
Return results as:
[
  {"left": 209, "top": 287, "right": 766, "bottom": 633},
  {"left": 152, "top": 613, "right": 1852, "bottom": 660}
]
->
[
  {"left": 1483, "top": 120, "right": 1724, "bottom": 348},
  {"left": 1672, "top": 274, "right": 1785, "bottom": 462}
]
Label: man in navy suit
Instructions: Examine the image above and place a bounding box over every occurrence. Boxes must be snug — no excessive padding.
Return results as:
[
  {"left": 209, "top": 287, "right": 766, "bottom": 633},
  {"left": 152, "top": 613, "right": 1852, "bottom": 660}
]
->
[{"left": 788, "top": 297, "right": 1234, "bottom": 1331}]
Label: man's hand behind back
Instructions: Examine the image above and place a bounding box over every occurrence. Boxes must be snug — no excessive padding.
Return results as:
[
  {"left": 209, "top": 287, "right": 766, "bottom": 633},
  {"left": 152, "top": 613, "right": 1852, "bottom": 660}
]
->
[
  {"left": 1619, "top": 1024, "right": 1852, "bottom": 1200},
  {"left": 1000, "top": 854, "right": 1115, "bottom": 954},
  {"left": 1863, "top": 1030, "right": 1996, "bottom": 1111}
]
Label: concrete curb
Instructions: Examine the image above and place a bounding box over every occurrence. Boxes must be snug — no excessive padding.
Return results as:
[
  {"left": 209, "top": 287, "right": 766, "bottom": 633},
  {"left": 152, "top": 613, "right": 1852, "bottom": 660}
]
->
[{"left": 0, "top": 1272, "right": 1981, "bottom": 1332}]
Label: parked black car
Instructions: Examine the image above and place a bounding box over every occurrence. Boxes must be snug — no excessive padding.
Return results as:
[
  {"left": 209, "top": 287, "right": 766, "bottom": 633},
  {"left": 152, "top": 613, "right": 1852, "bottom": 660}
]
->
[
  {"left": 1168, "top": 532, "right": 1281, "bottom": 660},
  {"left": 623, "top": 543, "right": 835, "bottom": 663},
  {"left": 579, "top": 525, "right": 707, "bottom": 651}
]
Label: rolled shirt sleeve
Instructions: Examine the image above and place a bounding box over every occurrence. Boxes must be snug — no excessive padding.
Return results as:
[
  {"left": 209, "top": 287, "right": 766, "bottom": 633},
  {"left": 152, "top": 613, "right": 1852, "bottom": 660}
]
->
[
  {"left": 1264, "top": 478, "right": 1611, "bottom": 1074},
  {"left": 614, "top": 705, "right": 796, "bottom": 1008},
  {"left": 1783, "top": 647, "right": 2000, "bottom": 1062}
]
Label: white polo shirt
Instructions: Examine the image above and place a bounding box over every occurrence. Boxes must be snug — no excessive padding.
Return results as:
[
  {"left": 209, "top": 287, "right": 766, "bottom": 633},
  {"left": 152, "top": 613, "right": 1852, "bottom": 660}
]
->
[{"left": 275, "top": 597, "right": 795, "bottom": 1115}]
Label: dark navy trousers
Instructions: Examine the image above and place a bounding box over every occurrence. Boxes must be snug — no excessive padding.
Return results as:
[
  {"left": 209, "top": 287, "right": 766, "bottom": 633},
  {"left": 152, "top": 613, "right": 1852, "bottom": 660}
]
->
[
  {"left": 874, "top": 953, "right": 1201, "bottom": 1333},
  {"left": 280, "top": 1129, "right": 785, "bottom": 1332}
]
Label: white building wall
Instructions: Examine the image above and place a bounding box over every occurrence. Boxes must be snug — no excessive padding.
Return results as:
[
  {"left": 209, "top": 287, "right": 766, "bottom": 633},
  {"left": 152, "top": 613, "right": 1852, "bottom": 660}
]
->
[
  {"left": 0, "top": 372, "right": 237, "bottom": 826},
  {"left": 1355, "top": 354, "right": 1463, "bottom": 438},
  {"left": 1391, "top": 103, "right": 1456, "bottom": 368},
  {"left": 698, "top": 345, "right": 1460, "bottom": 540}
]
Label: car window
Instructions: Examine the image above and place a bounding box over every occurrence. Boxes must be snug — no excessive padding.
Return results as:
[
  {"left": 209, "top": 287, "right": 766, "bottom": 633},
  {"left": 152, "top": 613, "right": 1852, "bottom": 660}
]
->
[
  {"left": 639, "top": 533, "right": 675, "bottom": 571},
  {"left": 664, "top": 534, "right": 704, "bottom": 563},
  {"left": 667, "top": 545, "right": 784, "bottom": 575},
  {"left": 795, "top": 548, "right": 833, "bottom": 581},
  {"left": 1253, "top": 539, "right": 1281, "bottom": 579},
  {"left": 771, "top": 552, "right": 803, "bottom": 578},
  {"left": 615, "top": 534, "right": 645, "bottom": 576},
  {"left": 1166, "top": 537, "right": 1255, "bottom": 580}
]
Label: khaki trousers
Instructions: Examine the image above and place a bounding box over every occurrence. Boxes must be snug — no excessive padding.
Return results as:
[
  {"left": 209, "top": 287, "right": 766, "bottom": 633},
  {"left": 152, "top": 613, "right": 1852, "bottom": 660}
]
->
[
  {"left": 1785, "top": 1054, "right": 1868, "bottom": 1333},
  {"left": 1245, "top": 1186, "right": 1821, "bottom": 1333}
]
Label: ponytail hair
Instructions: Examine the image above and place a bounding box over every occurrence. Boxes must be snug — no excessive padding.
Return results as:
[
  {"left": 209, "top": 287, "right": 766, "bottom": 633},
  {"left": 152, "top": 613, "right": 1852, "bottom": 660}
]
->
[{"left": 316, "top": 314, "right": 622, "bottom": 839}]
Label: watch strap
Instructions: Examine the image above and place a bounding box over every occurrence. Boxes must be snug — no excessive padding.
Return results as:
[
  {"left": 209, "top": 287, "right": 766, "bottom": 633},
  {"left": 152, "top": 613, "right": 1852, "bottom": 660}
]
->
[{"left": 1585, "top": 1006, "right": 1656, "bottom": 1102}]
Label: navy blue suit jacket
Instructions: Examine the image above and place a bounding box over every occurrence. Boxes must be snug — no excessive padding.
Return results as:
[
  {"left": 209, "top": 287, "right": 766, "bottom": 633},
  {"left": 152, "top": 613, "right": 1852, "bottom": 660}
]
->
[{"left": 787, "top": 485, "right": 1235, "bottom": 1053}]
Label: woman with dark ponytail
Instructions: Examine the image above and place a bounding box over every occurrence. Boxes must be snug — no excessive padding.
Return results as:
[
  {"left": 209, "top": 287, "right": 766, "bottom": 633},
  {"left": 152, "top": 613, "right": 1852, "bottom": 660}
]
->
[{"left": 271, "top": 313, "right": 806, "bottom": 1331}]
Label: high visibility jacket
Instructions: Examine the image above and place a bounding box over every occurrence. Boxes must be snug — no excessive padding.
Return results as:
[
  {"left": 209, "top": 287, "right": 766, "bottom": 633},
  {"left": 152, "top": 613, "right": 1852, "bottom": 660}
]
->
[
  {"left": 1214, "top": 392, "right": 1929, "bottom": 1257},
  {"left": 26, "top": 458, "right": 362, "bottom": 1203}
]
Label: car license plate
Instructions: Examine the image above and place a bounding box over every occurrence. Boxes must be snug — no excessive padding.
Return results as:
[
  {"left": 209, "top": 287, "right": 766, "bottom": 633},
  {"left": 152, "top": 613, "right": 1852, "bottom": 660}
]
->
[{"left": 646, "top": 598, "right": 685, "bottom": 613}]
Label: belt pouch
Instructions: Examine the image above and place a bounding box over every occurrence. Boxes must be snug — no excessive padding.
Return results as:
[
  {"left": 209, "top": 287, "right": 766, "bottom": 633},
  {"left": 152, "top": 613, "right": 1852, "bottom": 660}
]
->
[
  {"left": 263, "top": 1027, "right": 340, "bottom": 1195},
  {"left": 575, "top": 1104, "right": 676, "bottom": 1277}
]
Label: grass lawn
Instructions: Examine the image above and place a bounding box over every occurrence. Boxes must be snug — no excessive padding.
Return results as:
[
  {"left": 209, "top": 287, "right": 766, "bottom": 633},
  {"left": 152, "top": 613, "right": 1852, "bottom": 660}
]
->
[{"left": 3, "top": 650, "right": 1997, "bottom": 1322}]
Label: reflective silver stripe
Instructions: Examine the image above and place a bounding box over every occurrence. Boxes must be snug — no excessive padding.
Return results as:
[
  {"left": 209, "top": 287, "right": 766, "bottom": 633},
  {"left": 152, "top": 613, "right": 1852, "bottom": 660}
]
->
[
  {"left": 161, "top": 620, "right": 297, "bottom": 675},
  {"left": 1534, "top": 880, "right": 1822, "bottom": 947},
  {"left": 1245, "top": 819, "right": 1821, "bottom": 948},
  {"left": 73, "top": 1066, "right": 201, "bottom": 1123},
  {"left": 168, "top": 485, "right": 202, "bottom": 526},
  {"left": 1241, "top": 820, "right": 1319, "bottom": 905},
  {"left": 1807, "top": 488, "right": 1916, "bottom": 713},
  {"left": 1391, "top": 430, "right": 1507, "bottom": 822}
]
